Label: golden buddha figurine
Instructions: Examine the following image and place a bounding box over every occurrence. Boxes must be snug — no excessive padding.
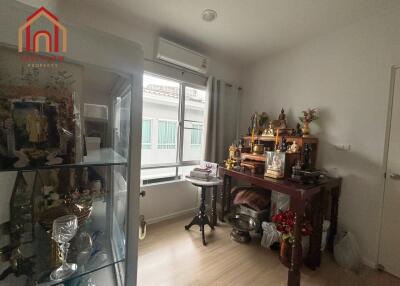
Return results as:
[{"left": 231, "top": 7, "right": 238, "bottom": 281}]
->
[
  {"left": 262, "top": 121, "right": 275, "bottom": 137},
  {"left": 26, "top": 109, "right": 47, "bottom": 143},
  {"left": 288, "top": 140, "right": 300, "bottom": 153}
]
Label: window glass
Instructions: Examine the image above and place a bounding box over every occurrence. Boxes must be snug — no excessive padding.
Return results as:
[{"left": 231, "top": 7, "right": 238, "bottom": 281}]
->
[
  {"left": 182, "top": 86, "right": 206, "bottom": 161},
  {"left": 142, "top": 74, "right": 179, "bottom": 165},
  {"left": 141, "top": 73, "right": 206, "bottom": 180},
  {"left": 191, "top": 123, "right": 203, "bottom": 146},
  {"left": 157, "top": 120, "right": 177, "bottom": 149},
  {"left": 141, "top": 119, "right": 152, "bottom": 149}
]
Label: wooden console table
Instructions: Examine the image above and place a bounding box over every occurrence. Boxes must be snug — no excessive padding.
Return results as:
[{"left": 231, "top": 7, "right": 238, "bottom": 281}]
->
[{"left": 218, "top": 167, "right": 341, "bottom": 286}]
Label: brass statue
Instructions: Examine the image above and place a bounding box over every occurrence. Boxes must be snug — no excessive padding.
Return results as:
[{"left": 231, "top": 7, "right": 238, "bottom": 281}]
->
[
  {"left": 288, "top": 140, "right": 300, "bottom": 153},
  {"left": 278, "top": 108, "right": 287, "bottom": 129},
  {"left": 262, "top": 121, "right": 275, "bottom": 137},
  {"left": 251, "top": 112, "right": 269, "bottom": 135}
]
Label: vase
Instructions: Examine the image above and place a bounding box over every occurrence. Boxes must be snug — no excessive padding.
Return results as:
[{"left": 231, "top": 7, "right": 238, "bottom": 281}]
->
[
  {"left": 279, "top": 240, "right": 292, "bottom": 268},
  {"left": 279, "top": 239, "right": 303, "bottom": 268},
  {"left": 301, "top": 121, "right": 310, "bottom": 137}
]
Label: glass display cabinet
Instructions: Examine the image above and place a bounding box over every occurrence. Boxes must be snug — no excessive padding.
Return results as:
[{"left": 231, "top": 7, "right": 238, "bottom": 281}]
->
[{"left": 0, "top": 44, "right": 135, "bottom": 286}]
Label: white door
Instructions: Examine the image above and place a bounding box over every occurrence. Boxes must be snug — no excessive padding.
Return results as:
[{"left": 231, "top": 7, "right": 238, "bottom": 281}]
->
[{"left": 379, "top": 67, "right": 400, "bottom": 277}]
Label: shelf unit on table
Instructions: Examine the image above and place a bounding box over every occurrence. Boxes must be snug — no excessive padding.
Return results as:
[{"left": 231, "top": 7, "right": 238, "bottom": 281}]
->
[
  {"left": 240, "top": 135, "right": 319, "bottom": 175},
  {"left": 2, "top": 148, "right": 128, "bottom": 286}
]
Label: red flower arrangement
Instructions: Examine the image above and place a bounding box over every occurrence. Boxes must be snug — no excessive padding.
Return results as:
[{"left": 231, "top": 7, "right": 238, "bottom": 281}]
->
[{"left": 272, "top": 209, "right": 313, "bottom": 244}]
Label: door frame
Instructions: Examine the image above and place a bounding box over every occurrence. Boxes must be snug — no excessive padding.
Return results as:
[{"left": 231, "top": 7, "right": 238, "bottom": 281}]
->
[{"left": 377, "top": 65, "right": 400, "bottom": 268}]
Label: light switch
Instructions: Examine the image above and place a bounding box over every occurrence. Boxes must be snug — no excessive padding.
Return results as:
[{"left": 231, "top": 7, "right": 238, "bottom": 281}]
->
[{"left": 334, "top": 144, "right": 351, "bottom": 151}]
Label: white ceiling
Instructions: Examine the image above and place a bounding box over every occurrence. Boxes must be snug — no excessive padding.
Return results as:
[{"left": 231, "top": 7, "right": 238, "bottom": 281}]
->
[
  {"left": 83, "top": 0, "right": 399, "bottom": 64},
  {"left": 18, "top": 0, "right": 400, "bottom": 65}
]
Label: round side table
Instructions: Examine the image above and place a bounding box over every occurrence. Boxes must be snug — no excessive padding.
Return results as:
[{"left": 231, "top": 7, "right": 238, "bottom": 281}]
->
[{"left": 184, "top": 176, "right": 222, "bottom": 246}]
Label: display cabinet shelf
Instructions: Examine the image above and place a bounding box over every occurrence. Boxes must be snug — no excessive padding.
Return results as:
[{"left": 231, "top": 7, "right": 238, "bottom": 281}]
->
[
  {"left": 0, "top": 149, "right": 127, "bottom": 173},
  {"left": 240, "top": 152, "right": 266, "bottom": 162},
  {"left": 242, "top": 135, "right": 318, "bottom": 144},
  {"left": 31, "top": 201, "right": 125, "bottom": 286},
  {"left": 2, "top": 165, "right": 128, "bottom": 286}
]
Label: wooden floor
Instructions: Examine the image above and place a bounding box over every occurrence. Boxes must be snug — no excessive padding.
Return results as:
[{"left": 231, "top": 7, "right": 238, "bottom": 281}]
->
[{"left": 138, "top": 214, "right": 400, "bottom": 286}]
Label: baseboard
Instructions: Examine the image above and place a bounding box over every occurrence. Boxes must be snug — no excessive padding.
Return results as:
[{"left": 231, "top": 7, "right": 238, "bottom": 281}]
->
[
  {"left": 146, "top": 208, "right": 197, "bottom": 225},
  {"left": 361, "top": 256, "right": 378, "bottom": 269}
]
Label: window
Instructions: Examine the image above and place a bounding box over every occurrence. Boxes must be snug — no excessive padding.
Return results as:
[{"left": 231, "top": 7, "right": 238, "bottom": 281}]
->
[
  {"left": 141, "top": 73, "right": 207, "bottom": 183},
  {"left": 157, "top": 120, "right": 177, "bottom": 149},
  {"left": 191, "top": 123, "right": 203, "bottom": 147},
  {"left": 182, "top": 86, "right": 206, "bottom": 161},
  {"left": 141, "top": 119, "right": 152, "bottom": 149}
]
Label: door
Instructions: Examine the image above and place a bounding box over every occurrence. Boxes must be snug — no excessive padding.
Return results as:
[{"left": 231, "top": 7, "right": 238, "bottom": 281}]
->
[{"left": 379, "top": 67, "right": 400, "bottom": 277}]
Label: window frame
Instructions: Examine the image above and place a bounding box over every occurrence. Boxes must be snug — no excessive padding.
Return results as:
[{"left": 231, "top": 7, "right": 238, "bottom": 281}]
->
[
  {"left": 190, "top": 123, "right": 203, "bottom": 147},
  {"left": 141, "top": 72, "right": 206, "bottom": 183}
]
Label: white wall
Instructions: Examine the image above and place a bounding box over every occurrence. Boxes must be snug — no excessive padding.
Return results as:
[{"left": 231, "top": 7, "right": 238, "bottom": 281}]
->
[
  {"left": 241, "top": 6, "right": 400, "bottom": 266},
  {"left": 141, "top": 180, "right": 198, "bottom": 224}
]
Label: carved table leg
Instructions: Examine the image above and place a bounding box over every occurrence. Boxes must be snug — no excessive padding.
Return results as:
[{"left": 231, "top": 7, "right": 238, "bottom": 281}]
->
[
  {"left": 185, "top": 186, "right": 213, "bottom": 246},
  {"left": 288, "top": 199, "right": 305, "bottom": 286},
  {"left": 226, "top": 176, "right": 232, "bottom": 214},
  {"left": 211, "top": 185, "right": 217, "bottom": 226},
  {"left": 219, "top": 175, "right": 228, "bottom": 222},
  {"left": 306, "top": 189, "right": 324, "bottom": 269},
  {"left": 328, "top": 185, "right": 341, "bottom": 251}
]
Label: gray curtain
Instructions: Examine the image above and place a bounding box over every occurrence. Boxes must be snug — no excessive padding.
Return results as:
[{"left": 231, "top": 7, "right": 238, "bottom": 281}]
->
[{"left": 204, "top": 77, "right": 241, "bottom": 164}]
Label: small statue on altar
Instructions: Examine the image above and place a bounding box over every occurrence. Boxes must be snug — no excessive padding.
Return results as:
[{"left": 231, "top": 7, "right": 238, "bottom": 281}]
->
[
  {"left": 271, "top": 153, "right": 283, "bottom": 170},
  {"left": 251, "top": 113, "right": 260, "bottom": 134},
  {"left": 262, "top": 121, "right": 275, "bottom": 137},
  {"left": 302, "top": 144, "right": 312, "bottom": 170},
  {"left": 265, "top": 151, "right": 286, "bottom": 179},
  {"left": 288, "top": 140, "right": 300, "bottom": 153},
  {"left": 247, "top": 126, "right": 252, "bottom": 136},
  {"left": 251, "top": 112, "right": 269, "bottom": 135},
  {"left": 225, "top": 144, "right": 239, "bottom": 170},
  {"left": 229, "top": 144, "right": 237, "bottom": 160},
  {"left": 279, "top": 137, "right": 288, "bottom": 152},
  {"left": 294, "top": 123, "right": 303, "bottom": 137},
  {"left": 278, "top": 108, "right": 287, "bottom": 129}
]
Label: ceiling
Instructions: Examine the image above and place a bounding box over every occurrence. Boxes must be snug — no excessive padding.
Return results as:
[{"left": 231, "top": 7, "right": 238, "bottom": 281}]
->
[
  {"left": 19, "top": 0, "right": 400, "bottom": 65},
  {"left": 83, "top": 65, "right": 120, "bottom": 96},
  {"left": 85, "top": 0, "right": 399, "bottom": 64}
]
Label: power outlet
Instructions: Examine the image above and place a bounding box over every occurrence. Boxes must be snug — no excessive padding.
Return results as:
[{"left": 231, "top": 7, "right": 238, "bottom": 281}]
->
[{"left": 334, "top": 144, "right": 351, "bottom": 152}]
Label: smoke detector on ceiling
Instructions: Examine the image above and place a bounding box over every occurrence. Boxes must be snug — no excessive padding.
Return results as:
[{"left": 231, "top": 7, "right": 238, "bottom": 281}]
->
[{"left": 202, "top": 9, "right": 217, "bottom": 22}]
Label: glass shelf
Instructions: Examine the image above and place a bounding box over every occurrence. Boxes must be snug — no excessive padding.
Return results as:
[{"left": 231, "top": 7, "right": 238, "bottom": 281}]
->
[
  {"left": 51, "top": 261, "right": 125, "bottom": 286},
  {"left": 1, "top": 200, "right": 126, "bottom": 286},
  {"left": 0, "top": 148, "right": 127, "bottom": 173}
]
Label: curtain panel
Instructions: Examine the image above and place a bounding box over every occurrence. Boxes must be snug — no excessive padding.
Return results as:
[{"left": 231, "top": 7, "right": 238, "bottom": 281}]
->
[{"left": 204, "top": 77, "right": 241, "bottom": 164}]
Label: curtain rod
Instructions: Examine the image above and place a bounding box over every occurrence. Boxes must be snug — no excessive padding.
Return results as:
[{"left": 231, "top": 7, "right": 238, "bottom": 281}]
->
[{"left": 144, "top": 57, "right": 242, "bottom": 90}]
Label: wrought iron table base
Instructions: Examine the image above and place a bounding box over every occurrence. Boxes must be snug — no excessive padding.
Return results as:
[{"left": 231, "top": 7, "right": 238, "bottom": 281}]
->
[{"left": 185, "top": 186, "right": 214, "bottom": 246}]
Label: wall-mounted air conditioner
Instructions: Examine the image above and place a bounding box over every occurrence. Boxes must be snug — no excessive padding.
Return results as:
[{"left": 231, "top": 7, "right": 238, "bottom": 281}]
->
[
  {"left": 156, "top": 38, "right": 209, "bottom": 74},
  {"left": 83, "top": 103, "right": 108, "bottom": 120}
]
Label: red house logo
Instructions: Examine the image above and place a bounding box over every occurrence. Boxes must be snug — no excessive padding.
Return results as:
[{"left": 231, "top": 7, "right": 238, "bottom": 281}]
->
[{"left": 18, "top": 6, "right": 67, "bottom": 53}]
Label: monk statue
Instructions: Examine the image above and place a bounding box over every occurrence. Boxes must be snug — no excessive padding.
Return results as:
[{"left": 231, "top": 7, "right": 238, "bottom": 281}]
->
[{"left": 278, "top": 108, "right": 287, "bottom": 129}]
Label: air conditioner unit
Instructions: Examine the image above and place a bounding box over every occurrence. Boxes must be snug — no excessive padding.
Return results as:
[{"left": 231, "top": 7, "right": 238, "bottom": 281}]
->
[
  {"left": 156, "top": 38, "right": 209, "bottom": 74},
  {"left": 83, "top": 103, "right": 108, "bottom": 120}
]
